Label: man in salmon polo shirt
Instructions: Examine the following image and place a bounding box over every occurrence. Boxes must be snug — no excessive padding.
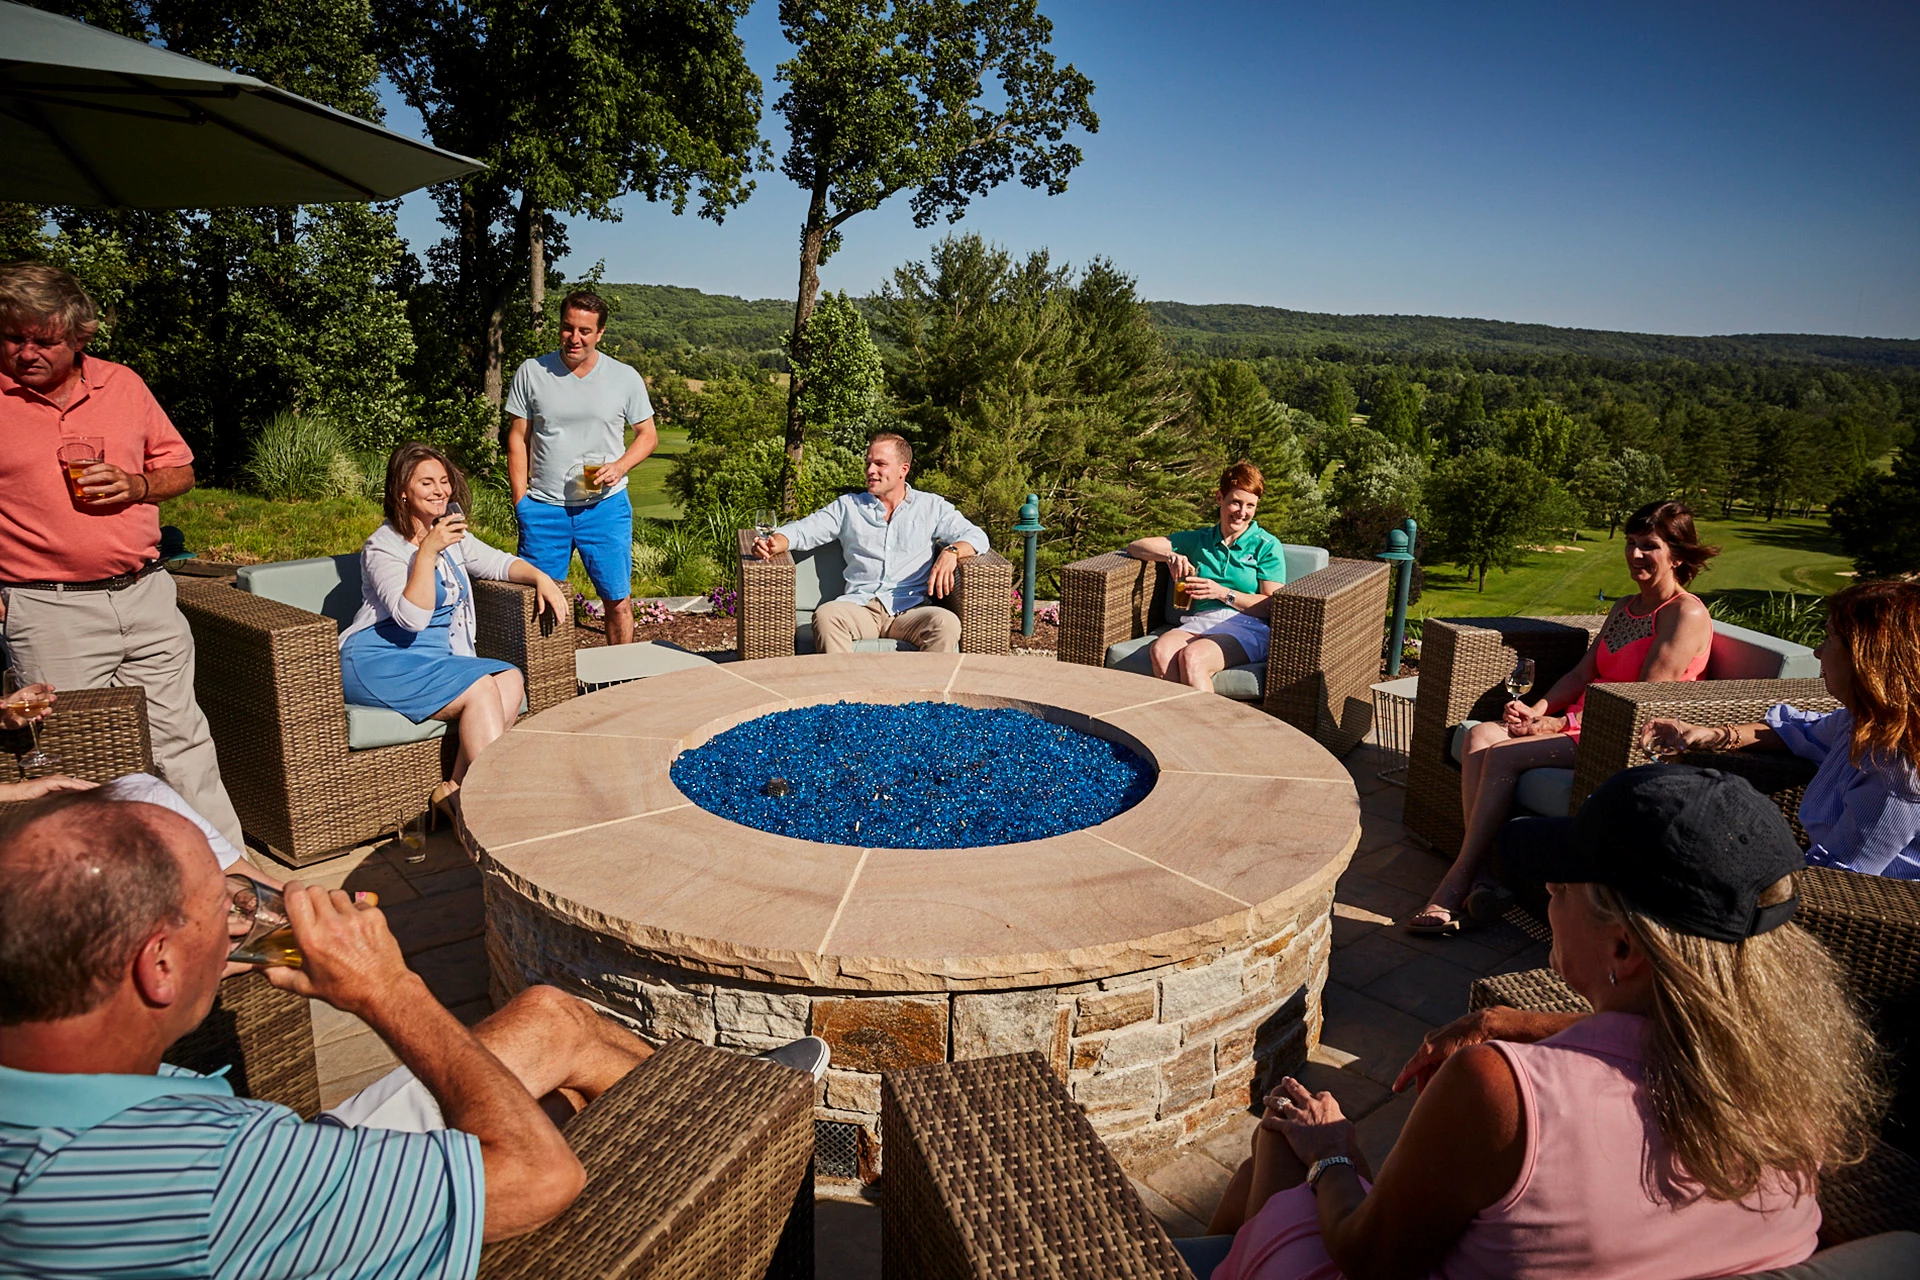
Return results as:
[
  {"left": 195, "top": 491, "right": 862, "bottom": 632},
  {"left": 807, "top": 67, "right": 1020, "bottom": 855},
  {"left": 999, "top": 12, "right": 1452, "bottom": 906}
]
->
[{"left": 0, "top": 262, "right": 242, "bottom": 849}]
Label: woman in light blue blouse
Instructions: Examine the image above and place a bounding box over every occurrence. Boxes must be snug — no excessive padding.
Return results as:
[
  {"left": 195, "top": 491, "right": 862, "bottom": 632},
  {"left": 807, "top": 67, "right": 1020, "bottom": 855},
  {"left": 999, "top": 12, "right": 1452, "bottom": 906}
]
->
[{"left": 1644, "top": 579, "right": 1920, "bottom": 879}]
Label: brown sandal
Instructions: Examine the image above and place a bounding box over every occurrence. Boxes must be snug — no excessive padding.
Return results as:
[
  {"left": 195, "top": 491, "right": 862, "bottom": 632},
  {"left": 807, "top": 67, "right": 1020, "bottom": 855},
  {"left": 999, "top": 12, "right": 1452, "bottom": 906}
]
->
[{"left": 1406, "top": 904, "right": 1463, "bottom": 937}]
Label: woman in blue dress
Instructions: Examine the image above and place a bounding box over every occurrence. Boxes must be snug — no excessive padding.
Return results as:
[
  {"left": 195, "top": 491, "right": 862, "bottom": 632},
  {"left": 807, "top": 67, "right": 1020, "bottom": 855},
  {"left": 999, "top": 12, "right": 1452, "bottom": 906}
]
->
[
  {"left": 340, "top": 443, "right": 568, "bottom": 815},
  {"left": 1643, "top": 578, "right": 1920, "bottom": 878}
]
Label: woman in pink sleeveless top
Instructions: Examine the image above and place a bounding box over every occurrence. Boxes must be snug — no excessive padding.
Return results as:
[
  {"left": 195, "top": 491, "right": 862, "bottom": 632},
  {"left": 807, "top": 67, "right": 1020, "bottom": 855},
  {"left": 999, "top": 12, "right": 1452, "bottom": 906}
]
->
[
  {"left": 1409, "top": 501, "right": 1717, "bottom": 936},
  {"left": 1206, "top": 765, "right": 1885, "bottom": 1280}
]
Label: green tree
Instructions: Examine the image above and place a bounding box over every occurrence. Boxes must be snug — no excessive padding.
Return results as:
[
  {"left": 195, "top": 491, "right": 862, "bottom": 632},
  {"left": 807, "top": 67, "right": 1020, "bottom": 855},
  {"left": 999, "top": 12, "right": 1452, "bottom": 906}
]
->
[
  {"left": 1500, "top": 400, "right": 1579, "bottom": 478},
  {"left": 789, "top": 291, "right": 888, "bottom": 453},
  {"left": 1445, "top": 374, "right": 1486, "bottom": 454},
  {"left": 1366, "top": 368, "right": 1420, "bottom": 452},
  {"left": 1426, "top": 449, "right": 1554, "bottom": 590},
  {"left": 874, "top": 233, "right": 1197, "bottom": 586},
  {"left": 376, "top": 0, "right": 766, "bottom": 403},
  {"left": 1318, "top": 369, "right": 1357, "bottom": 430},
  {"left": 1829, "top": 447, "right": 1920, "bottom": 579},
  {"left": 772, "top": 0, "right": 1097, "bottom": 514}
]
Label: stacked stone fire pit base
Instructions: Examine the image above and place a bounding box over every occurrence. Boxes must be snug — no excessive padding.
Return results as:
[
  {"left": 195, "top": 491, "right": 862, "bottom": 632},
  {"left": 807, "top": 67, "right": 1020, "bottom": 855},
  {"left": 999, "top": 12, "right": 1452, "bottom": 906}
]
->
[{"left": 466, "top": 654, "right": 1357, "bottom": 1177}]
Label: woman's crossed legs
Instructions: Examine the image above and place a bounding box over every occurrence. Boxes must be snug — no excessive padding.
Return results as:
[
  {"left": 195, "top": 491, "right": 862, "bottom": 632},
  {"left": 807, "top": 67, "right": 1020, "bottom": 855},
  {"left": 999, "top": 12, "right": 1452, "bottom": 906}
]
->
[
  {"left": 432, "top": 666, "right": 527, "bottom": 786},
  {"left": 1410, "top": 726, "right": 1574, "bottom": 931}
]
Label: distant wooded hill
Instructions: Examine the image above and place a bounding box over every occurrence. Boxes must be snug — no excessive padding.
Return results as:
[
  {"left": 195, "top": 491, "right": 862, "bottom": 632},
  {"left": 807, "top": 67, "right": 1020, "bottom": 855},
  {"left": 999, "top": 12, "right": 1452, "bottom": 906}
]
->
[{"left": 599, "top": 282, "right": 1920, "bottom": 369}]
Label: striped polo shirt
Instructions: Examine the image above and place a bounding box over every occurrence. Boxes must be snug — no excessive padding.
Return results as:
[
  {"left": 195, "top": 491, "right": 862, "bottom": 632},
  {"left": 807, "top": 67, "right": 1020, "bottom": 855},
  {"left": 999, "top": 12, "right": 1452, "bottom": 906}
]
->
[{"left": 0, "top": 1063, "right": 483, "bottom": 1279}]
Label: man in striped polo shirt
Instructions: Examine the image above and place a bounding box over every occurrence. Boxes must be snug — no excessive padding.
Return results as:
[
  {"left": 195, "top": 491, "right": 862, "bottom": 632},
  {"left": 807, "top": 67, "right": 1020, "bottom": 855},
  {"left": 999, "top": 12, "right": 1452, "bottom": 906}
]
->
[{"left": 0, "top": 793, "right": 656, "bottom": 1278}]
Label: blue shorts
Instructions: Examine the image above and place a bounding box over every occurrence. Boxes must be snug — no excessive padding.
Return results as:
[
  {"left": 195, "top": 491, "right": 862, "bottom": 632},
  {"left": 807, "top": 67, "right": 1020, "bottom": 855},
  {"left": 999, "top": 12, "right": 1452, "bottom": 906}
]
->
[{"left": 515, "top": 490, "right": 633, "bottom": 602}]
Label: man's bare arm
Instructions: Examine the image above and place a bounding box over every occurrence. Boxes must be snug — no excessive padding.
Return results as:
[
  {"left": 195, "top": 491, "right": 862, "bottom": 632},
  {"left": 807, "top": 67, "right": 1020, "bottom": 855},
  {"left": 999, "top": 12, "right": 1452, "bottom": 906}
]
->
[
  {"left": 78, "top": 462, "right": 193, "bottom": 505},
  {"left": 506, "top": 418, "right": 532, "bottom": 502},
  {"left": 268, "top": 886, "right": 583, "bottom": 1241}
]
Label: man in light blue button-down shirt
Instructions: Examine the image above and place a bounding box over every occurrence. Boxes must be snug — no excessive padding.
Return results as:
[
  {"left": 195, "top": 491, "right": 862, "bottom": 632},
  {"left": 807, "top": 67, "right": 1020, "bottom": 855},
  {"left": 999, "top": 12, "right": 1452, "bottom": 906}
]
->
[{"left": 753, "top": 434, "right": 991, "bottom": 652}]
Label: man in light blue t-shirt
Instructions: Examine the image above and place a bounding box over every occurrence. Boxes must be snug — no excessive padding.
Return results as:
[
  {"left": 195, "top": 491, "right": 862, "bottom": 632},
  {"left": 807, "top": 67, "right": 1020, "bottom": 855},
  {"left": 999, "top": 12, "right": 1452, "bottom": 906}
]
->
[{"left": 505, "top": 290, "right": 657, "bottom": 644}]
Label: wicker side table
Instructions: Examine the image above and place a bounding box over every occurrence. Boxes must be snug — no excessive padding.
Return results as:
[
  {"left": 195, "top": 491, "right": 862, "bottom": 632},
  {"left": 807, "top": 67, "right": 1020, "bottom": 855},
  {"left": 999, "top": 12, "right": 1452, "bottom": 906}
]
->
[{"left": 882, "top": 1052, "right": 1191, "bottom": 1280}]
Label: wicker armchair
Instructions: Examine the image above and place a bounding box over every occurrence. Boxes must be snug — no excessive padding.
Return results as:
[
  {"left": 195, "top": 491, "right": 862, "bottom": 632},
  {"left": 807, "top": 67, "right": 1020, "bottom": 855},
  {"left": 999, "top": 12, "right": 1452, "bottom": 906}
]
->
[
  {"left": 175, "top": 570, "right": 574, "bottom": 867},
  {"left": 736, "top": 529, "right": 1014, "bottom": 660},
  {"left": 1056, "top": 551, "right": 1390, "bottom": 756},
  {"left": 166, "top": 994, "right": 815, "bottom": 1279},
  {"left": 1, "top": 685, "right": 151, "bottom": 788},
  {"left": 1405, "top": 614, "right": 1822, "bottom": 855}
]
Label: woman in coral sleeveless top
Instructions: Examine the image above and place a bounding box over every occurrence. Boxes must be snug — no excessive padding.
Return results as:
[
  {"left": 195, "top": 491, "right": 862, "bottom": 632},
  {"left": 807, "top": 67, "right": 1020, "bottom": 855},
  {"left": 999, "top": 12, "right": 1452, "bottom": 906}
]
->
[
  {"left": 1409, "top": 501, "right": 1717, "bottom": 936},
  {"left": 1203, "top": 765, "right": 1885, "bottom": 1280}
]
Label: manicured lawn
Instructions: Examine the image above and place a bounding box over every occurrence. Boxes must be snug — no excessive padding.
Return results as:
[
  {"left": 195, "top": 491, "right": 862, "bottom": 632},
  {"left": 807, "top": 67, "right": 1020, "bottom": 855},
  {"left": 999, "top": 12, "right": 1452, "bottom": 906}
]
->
[
  {"left": 628, "top": 425, "right": 687, "bottom": 520},
  {"left": 162, "top": 489, "right": 384, "bottom": 563},
  {"left": 1416, "top": 514, "right": 1853, "bottom": 620}
]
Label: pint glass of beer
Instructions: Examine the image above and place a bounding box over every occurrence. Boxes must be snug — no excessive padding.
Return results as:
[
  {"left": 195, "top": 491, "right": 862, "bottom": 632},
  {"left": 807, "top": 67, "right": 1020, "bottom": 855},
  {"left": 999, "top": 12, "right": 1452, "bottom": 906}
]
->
[
  {"left": 227, "top": 875, "right": 303, "bottom": 968},
  {"left": 1172, "top": 579, "right": 1194, "bottom": 611},
  {"left": 57, "top": 438, "right": 105, "bottom": 502}
]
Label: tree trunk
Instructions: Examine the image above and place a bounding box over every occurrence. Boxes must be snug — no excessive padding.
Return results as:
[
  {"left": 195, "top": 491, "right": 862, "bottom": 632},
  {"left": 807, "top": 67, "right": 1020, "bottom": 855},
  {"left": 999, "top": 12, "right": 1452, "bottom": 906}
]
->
[
  {"left": 483, "top": 295, "right": 507, "bottom": 407},
  {"left": 523, "top": 189, "right": 545, "bottom": 325},
  {"left": 1477, "top": 562, "right": 1487, "bottom": 592},
  {"left": 780, "top": 197, "right": 829, "bottom": 518},
  {"left": 458, "top": 184, "right": 483, "bottom": 397}
]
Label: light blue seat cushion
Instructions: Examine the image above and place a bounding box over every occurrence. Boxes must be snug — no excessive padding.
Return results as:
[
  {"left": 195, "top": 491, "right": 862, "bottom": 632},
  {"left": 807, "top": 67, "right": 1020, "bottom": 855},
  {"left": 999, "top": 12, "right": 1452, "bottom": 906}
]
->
[
  {"left": 343, "top": 690, "right": 529, "bottom": 751},
  {"left": 1707, "top": 620, "right": 1819, "bottom": 679},
  {"left": 1159, "top": 543, "right": 1329, "bottom": 629},
  {"left": 1104, "top": 630, "right": 1263, "bottom": 701},
  {"left": 795, "top": 620, "right": 917, "bottom": 655},
  {"left": 236, "top": 555, "right": 364, "bottom": 630},
  {"left": 1449, "top": 720, "right": 1570, "bottom": 816}
]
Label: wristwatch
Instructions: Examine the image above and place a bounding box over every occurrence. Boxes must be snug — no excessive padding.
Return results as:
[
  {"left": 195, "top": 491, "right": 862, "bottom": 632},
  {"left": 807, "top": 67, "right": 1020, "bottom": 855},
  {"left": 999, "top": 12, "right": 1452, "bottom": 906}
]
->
[{"left": 1306, "top": 1155, "right": 1354, "bottom": 1190}]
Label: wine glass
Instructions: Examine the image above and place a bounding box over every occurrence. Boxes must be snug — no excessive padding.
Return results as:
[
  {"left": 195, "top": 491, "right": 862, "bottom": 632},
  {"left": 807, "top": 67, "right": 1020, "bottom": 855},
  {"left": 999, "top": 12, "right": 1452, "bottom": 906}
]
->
[
  {"left": 1505, "top": 657, "right": 1536, "bottom": 703},
  {"left": 753, "top": 508, "right": 777, "bottom": 543},
  {"left": 2, "top": 670, "right": 56, "bottom": 770}
]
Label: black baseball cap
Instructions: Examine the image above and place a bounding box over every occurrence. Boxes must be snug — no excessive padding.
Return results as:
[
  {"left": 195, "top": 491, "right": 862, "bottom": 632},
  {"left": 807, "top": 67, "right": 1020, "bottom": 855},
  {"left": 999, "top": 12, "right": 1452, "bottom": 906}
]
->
[{"left": 1500, "top": 763, "right": 1803, "bottom": 943}]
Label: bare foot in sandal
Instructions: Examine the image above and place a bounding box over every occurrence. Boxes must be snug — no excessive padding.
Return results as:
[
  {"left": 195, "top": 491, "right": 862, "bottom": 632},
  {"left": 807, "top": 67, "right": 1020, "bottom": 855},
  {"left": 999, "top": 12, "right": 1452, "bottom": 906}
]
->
[{"left": 1406, "top": 903, "right": 1463, "bottom": 936}]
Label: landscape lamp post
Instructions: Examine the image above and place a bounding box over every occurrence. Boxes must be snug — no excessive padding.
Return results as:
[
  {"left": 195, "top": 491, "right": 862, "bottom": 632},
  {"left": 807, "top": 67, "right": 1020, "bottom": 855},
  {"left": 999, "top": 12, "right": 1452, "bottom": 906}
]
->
[
  {"left": 1378, "top": 518, "right": 1417, "bottom": 677},
  {"left": 1014, "top": 494, "right": 1045, "bottom": 637}
]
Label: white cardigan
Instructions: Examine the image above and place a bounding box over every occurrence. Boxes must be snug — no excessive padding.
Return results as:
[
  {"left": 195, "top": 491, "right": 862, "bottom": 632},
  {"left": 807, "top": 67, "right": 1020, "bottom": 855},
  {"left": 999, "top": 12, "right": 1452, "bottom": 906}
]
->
[{"left": 338, "top": 522, "right": 524, "bottom": 657}]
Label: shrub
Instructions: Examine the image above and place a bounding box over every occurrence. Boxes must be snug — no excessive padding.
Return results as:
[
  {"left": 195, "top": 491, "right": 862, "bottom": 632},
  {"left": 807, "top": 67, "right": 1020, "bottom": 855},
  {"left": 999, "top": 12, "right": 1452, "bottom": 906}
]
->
[
  {"left": 463, "top": 482, "right": 518, "bottom": 549},
  {"left": 1708, "top": 592, "right": 1829, "bottom": 649},
  {"left": 245, "top": 412, "right": 360, "bottom": 501}
]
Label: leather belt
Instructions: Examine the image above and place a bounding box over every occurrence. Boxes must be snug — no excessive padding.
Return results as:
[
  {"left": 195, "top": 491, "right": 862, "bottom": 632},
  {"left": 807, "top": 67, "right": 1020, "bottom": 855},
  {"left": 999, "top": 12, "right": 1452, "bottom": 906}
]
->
[{"left": 0, "top": 560, "right": 166, "bottom": 593}]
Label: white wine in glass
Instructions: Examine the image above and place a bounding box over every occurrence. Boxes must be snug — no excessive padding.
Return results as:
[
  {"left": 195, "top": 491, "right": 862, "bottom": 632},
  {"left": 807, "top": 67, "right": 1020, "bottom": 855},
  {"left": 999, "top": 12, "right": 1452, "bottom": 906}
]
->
[
  {"left": 1505, "top": 657, "right": 1536, "bottom": 703},
  {"left": 395, "top": 810, "right": 428, "bottom": 864},
  {"left": 2, "top": 670, "right": 55, "bottom": 770},
  {"left": 753, "top": 508, "right": 777, "bottom": 542}
]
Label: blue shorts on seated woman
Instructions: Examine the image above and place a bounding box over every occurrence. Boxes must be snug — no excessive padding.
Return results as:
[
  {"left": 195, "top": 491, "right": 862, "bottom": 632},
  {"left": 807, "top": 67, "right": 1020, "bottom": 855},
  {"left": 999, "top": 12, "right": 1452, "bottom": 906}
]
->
[{"left": 339, "top": 525, "right": 518, "bottom": 721}]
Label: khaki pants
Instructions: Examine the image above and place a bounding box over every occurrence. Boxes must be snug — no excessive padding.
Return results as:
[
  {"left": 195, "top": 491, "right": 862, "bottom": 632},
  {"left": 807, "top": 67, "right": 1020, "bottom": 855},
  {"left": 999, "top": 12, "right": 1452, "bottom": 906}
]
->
[
  {"left": 3, "top": 571, "right": 243, "bottom": 849},
  {"left": 812, "top": 598, "right": 960, "bottom": 654}
]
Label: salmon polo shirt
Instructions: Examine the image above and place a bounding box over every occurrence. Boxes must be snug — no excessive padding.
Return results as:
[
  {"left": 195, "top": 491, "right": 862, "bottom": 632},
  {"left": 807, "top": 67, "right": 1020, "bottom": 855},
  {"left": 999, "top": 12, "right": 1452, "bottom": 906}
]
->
[{"left": 0, "top": 354, "right": 192, "bottom": 582}]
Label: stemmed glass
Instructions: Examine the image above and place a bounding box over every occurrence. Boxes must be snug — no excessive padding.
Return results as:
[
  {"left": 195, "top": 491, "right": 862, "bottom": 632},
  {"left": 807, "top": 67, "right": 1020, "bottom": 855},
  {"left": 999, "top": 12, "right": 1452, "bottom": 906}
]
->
[
  {"left": 2, "top": 670, "right": 56, "bottom": 770},
  {"left": 753, "top": 508, "right": 777, "bottom": 543},
  {"left": 1504, "top": 658, "right": 1535, "bottom": 704}
]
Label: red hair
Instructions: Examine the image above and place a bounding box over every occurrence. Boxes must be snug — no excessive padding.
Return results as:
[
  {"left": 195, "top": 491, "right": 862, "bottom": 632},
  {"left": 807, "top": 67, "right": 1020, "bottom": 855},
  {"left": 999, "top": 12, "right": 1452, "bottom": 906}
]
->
[
  {"left": 1218, "top": 461, "right": 1264, "bottom": 499},
  {"left": 1826, "top": 579, "right": 1920, "bottom": 770}
]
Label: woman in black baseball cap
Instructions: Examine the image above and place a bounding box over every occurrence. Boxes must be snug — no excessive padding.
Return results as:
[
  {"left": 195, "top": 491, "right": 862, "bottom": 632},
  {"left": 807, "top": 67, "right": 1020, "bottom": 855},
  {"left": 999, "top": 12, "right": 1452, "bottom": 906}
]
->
[{"left": 1201, "top": 764, "right": 1888, "bottom": 1280}]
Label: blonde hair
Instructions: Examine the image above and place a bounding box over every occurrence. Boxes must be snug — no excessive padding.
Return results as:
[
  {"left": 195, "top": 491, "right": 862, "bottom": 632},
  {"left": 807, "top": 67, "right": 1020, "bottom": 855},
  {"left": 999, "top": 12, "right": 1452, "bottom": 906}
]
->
[
  {"left": 0, "top": 262, "right": 101, "bottom": 343},
  {"left": 1582, "top": 880, "right": 1885, "bottom": 1203}
]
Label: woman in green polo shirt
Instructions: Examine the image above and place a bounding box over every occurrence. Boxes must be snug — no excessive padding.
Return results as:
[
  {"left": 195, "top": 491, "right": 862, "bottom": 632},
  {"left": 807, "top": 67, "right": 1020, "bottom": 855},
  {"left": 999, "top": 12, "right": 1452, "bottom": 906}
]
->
[{"left": 1127, "top": 461, "right": 1289, "bottom": 693}]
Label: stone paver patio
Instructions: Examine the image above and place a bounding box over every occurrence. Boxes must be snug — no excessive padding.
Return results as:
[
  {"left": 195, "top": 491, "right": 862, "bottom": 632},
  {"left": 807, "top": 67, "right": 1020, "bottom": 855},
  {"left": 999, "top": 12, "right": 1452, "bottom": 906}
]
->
[{"left": 254, "top": 724, "right": 1546, "bottom": 1278}]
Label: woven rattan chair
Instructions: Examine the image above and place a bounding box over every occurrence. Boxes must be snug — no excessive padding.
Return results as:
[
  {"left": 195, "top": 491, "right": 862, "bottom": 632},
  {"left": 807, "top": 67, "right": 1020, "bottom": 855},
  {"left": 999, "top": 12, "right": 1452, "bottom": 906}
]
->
[
  {"left": 736, "top": 529, "right": 1014, "bottom": 660},
  {"left": 1404, "top": 614, "right": 1821, "bottom": 855},
  {"left": 883, "top": 1051, "right": 1193, "bottom": 1279},
  {"left": 167, "top": 998, "right": 815, "bottom": 1279},
  {"left": 1056, "top": 551, "right": 1390, "bottom": 756},
  {"left": 0, "top": 685, "right": 151, "bottom": 789},
  {"left": 174, "top": 570, "right": 574, "bottom": 867}
]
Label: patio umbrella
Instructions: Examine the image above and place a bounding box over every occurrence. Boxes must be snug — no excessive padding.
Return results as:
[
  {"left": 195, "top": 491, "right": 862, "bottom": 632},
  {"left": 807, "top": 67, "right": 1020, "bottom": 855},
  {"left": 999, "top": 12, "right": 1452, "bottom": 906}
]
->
[{"left": 0, "top": 0, "right": 480, "bottom": 207}]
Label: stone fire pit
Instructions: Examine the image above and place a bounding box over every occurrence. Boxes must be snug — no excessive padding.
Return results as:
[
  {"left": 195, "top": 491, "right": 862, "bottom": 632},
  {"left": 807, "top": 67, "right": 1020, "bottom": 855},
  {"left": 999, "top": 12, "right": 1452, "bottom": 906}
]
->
[{"left": 464, "top": 653, "right": 1358, "bottom": 1175}]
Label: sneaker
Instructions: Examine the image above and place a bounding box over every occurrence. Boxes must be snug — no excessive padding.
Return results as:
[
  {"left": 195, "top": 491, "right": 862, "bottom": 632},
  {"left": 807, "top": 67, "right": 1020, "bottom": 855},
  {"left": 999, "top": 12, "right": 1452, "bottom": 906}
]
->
[{"left": 755, "top": 1035, "right": 830, "bottom": 1082}]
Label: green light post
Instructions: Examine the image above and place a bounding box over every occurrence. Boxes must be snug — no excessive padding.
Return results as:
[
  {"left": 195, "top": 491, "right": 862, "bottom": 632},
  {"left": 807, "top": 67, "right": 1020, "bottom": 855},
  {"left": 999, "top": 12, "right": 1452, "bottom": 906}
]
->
[
  {"left": 1013, "top": 493, "right": 1045, "bottom": 637},
  {"left": 1377, "top": 517, "right": 1417, "bottom": 677}
]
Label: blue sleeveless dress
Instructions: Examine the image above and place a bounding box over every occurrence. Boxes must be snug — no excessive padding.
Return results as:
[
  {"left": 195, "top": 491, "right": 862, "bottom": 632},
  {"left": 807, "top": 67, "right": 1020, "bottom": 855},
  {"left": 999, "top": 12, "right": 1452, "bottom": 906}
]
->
[{"left": 339, "top": 557, "right": 514, "bottom": 722}]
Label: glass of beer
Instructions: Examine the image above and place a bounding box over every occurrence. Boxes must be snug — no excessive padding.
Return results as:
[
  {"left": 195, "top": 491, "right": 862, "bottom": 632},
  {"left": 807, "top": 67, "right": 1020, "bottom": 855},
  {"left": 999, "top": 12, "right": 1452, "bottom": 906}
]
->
[
  {"left": 57, "top": 438, "right": 105, "bottom": 502},
  {"left": 1172, "top": 579, "right": 1194, "bottom": 611},
  {"left": 1, "top": 670, "right": 55, "bottom": 769},
  {"left": 580, "top": 455, "right": 611, "bottom": 494},
  {"left": 227, "top": 875, "right": 302, "bottom": 968}
]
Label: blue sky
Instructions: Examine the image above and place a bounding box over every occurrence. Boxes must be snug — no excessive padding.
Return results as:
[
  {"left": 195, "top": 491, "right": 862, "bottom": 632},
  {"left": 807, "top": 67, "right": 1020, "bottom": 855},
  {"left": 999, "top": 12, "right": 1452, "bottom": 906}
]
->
[{"left": 379, "top": 1, "right": 1920, "bottom": 339}]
